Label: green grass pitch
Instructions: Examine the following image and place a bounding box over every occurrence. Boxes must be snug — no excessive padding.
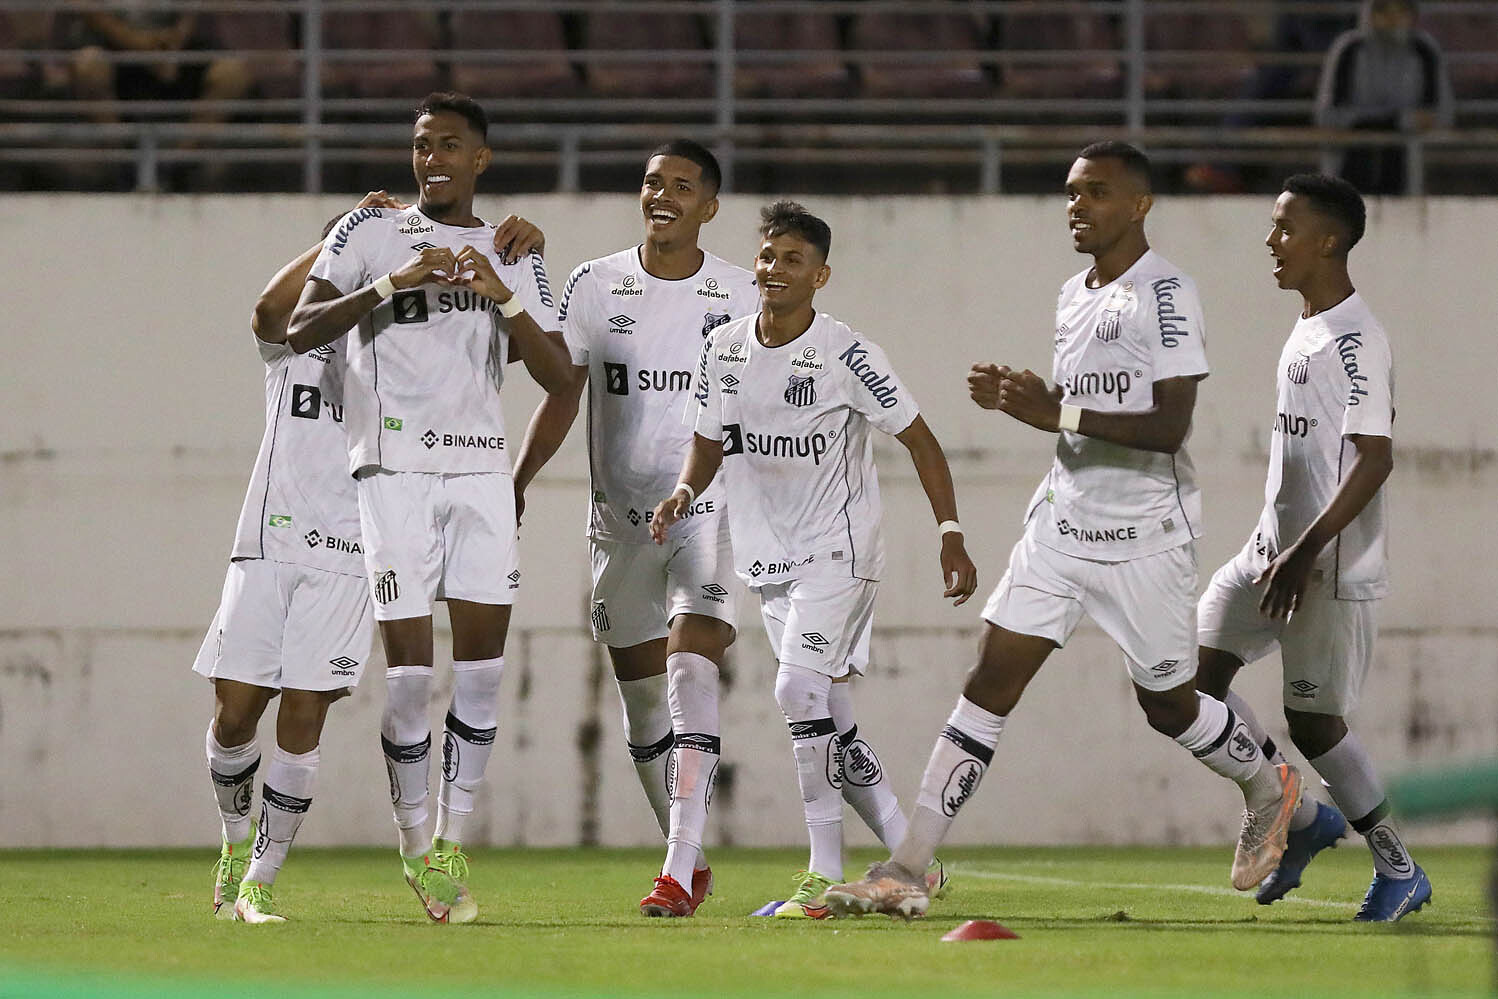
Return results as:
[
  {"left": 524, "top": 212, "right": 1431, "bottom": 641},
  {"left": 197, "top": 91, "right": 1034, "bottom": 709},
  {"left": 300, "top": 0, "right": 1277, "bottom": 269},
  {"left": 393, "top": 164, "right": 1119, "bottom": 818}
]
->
[{"left": 1, "top": 846, "right": 1490, "bottom": 998}]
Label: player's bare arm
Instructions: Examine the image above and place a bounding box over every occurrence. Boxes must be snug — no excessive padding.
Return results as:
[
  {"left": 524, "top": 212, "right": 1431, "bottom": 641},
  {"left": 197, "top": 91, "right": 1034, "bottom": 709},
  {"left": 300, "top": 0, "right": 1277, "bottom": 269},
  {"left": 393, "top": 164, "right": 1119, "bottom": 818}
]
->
[
  {"left": 512, "top": 363, "right": 589, "bottom": 524},
  {"left": 253, "top": 191, "right": 408, "bottom": 345},
  {"left": 490, "top": 214, "right": 545, "bottom": 265},
  {"left": 1257, "top": 432, "right": 1393, "bottom": 618},
  {"left": 451, "top": 245, "right": 572, "bottom": 393},
  {"left": 286, "top": 245, "right": 459, "bottom": 355},
  {"left": 649, "top": 433, "right": 724, "bottom": 545},
  {"left": 895, "top": 415, "right": 978, "bottom": 605}
]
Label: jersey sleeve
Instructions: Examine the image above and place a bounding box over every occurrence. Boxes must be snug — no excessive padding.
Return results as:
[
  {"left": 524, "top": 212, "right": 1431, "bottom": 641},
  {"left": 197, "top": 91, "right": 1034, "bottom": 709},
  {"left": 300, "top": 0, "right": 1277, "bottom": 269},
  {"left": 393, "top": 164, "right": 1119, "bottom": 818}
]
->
[
  {"left": 838, "top": 336, "right": 920, "bottom": 435},
  {"left": 1340, "top": 328, "right": 1394, "bottom": 439},
  {"left": 513, "top": 250, "right": 560, "bottom": 332},
  {"left": 1145, "top": 273, "right": 1210, "bottom": 381},
  {"left": 255, "top": 337, "right": 293, "bottom": 365},
  {"left": 557, "top": 263, "right": 593, "bottom": 366},
  {"left": 307, "top": 207, "right": 384, "bottom": 295},
  {"left": 689, "top": 333, "right": 724, "bottom": 441}
]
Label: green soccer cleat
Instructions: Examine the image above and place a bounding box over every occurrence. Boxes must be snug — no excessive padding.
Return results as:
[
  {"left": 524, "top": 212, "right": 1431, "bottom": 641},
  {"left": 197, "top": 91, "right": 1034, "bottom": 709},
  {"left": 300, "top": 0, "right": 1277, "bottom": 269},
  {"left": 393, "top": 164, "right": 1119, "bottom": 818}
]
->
[
  {"left": 233, "top": 880, "right": 286, "bottom": 924},
  {"left": 212, "top": 821, "right": 255, "bottom": 920},
  {"left": 772, "top": 870, "right": 836, "bottom": 919},
  {"left": 403, "top": 850, "right": 477, "bottom": 924}
]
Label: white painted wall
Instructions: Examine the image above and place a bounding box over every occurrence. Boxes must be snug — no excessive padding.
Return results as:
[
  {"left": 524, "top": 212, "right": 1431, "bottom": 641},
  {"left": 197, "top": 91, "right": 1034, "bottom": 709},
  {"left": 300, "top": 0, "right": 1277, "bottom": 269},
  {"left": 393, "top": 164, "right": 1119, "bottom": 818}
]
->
[{"left": 1, "top": 194, "right": 1493, "bottom": 848}]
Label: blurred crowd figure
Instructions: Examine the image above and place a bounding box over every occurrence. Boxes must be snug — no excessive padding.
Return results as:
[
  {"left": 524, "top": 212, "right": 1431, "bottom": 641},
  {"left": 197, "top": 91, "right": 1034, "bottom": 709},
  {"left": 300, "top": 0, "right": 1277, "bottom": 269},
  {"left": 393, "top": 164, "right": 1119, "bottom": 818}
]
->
[{"left": 1316, "top": 0, "right": 1453, "bottom": 194}]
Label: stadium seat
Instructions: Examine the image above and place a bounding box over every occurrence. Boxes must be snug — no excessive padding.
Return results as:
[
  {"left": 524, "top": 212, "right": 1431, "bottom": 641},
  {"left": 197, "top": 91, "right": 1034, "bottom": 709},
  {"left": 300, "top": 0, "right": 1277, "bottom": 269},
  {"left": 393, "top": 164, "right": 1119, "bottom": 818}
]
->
[
  {"left": 730, "top": 8, "right": 850, "bottom": 99},
  {"left": 449, "top": 11, "right": 577, "bottom": 99},
  {"left": 581, "top": 3, "right": 713, "bottom": 99},
  {"left": 0, "top": 10, "right": 58, "bottom": 99},
  {"left": 1422, "top": 10, "right": 1498, "bottom": 100},
  {"left": 321, "top": 10, "right": 442, "bottom": 100},
  {"left": 995, "top": 2, "right": 1121, "bottom": 100},
  {"left": 849, "top": 6, "right": 992, "bottom": 99},
  {"left": 1143, "top": 11, "right": 1259, "bottom": 99},
  {"left": 208, "top": 10, "right": 299, "bottom": 99}
]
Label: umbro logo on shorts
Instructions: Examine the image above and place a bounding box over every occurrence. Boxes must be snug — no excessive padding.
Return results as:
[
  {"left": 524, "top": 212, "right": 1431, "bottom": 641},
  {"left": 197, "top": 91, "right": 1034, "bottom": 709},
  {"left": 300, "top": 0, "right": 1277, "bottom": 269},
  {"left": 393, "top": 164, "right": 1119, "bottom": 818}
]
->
[
  {"left": 508, "top": 569, "right": 521, "bottom": 589},
  {"left": 329, "top": 656, "right": 358, "bottom": 676},
  {"left": 1290, "top": 679, "right": 1319, "bottom": 697},
  {"left": 801, "top": 632, "right": 830, "bottom": 648},
  {"left": 1151, "top": 660, "right": 1180, "bottom": 675},
  {"left": 591, "top": 602, "right": 611, "bottom": 632},
  {"left": 374, "top": 570, "right": 399, "bottom": 605}
]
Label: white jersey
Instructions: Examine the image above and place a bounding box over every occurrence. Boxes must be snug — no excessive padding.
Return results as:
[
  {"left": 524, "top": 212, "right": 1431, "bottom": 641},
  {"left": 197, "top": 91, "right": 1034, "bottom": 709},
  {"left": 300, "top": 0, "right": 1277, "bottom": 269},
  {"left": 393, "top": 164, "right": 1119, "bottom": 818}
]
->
[
  {"left": 230, "top": 337, "right": 365, "bottom": 576},
  {"left": 1026, "top": 249, "right": 1209, "bottom": 561},
  {"left": 560, "top": 246, "right": 757, "bottom": 543},
  {"left": 1253, "top": 292, "right": 1393, "bottom": 599},
  {"left": 691, "top": 312, "right": 920, "bottom": 586},
  {"left": 309, "top": 206, "right": 559, "bottom": 476}
]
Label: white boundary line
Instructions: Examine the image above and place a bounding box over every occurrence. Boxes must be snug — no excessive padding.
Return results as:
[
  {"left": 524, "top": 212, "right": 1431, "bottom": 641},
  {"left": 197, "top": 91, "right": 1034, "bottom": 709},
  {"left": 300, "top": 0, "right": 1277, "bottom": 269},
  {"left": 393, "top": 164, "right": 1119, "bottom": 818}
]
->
[{"left": 950, "top": 866, "right": 1357, "bottom": 911}]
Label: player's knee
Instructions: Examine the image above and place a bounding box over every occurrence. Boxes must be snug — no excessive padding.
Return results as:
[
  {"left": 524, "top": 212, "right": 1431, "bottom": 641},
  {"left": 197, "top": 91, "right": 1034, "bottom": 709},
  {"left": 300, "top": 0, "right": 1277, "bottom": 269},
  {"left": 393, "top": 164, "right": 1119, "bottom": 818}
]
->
[
  {"left": 666, "top": 614, "right": 732, "bottom": 661},
  {"left": 774, "top": 663, "right": 830, "bottom": 719},
  {"left": 213, "top": 699, "right": 262, "bottom": 746},
  {"left": 1284, "top": 708, "right": 1346, "bottom": 759}
]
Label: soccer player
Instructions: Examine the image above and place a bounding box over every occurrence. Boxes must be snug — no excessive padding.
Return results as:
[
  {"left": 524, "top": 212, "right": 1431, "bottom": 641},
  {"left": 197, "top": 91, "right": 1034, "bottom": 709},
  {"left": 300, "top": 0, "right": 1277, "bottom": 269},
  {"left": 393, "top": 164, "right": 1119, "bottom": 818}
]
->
[
  {"left": 196, "top": 190, "right": 400, "bottom": 923},
  {"left": 288, "top": 92, "right": 572, "bottom": 923},
  {"left": 825, "top": 142, "right": 1301, "bottom": 920},
  {"left": 1195, "top": 174, "right": 1428, "bottom": 921},
  {"left": 651, "top": 201, "right": 979, "bottom": 918},
  {"left": 511, "top": 140, "right": 754, "bottom": 916}
]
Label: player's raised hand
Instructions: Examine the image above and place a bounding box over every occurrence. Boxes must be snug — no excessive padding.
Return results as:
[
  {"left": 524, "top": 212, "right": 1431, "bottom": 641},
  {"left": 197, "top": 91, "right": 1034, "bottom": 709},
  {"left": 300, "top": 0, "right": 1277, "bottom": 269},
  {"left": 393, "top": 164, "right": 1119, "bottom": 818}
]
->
[
  {"left": 968, "top": 363, "right": 1010, "bottom": 410},
  {"left": 940, "top": 533, "right": 979, "bottom": 606},
  {"left": 452, "top": 246, "right": 517, "bottom": 306},
  {"left": 391, "top": 246, "right": 460, "bottom": 289},
  {"left": 649, "top": 489, "right": 690, "bottom": 545},
  {"left": 354, "top": 189, "right": 409, "bottom": 212},
  {"left": 997, "top": 369, "right": 1064, "bottom": 432},
  {"left": 492, "top": 214, "right": 545, "bottom": 265},
  {"left": 1254, "top": 540, "right": 1316, "bottom": 620}
]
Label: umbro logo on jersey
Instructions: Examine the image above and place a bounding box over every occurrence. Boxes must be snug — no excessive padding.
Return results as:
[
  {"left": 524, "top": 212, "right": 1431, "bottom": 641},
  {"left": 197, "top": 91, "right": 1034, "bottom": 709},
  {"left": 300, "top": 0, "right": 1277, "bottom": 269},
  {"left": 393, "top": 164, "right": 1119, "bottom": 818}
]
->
[
  {"left": 410, "top": 242, "right": 436, "bottom": 251},
  {"left": 507, "top": 569, "right": 521, "bottom": 589},
  {"left": 421, "top": 429, "right": 439, "bottom": 449},
  {"left": 608, "top": 314, "right": 635, "bottom": 331},
  {"left": 373, "top": 570, "right": 399, "bottom": 605},
  {"left": 307, "top": 344, "right": 335, "bottom": 363},
  {"left": 784, "top": 374, "right": 816, "bottom": 408},
  {"left": 700, "top": 583, "right": 728, "bottom": 604},
  {"left": 392, "top": 290, "right": 428, "bottom": 324},
  {"left": 1287, "top": 352, "right": 1310, "bottom": 385},
  {"left": 702, "top": 312, "right": 731, "bottom": 338},
  {"left": 591, "top": 602, "right": 611, "bottom": 632},
  {"left": 720, "top": 373, "right": 740, "bottom": 392},
  {"left": 1290, "top": 679, "right": 1319, "bottom": 698}
]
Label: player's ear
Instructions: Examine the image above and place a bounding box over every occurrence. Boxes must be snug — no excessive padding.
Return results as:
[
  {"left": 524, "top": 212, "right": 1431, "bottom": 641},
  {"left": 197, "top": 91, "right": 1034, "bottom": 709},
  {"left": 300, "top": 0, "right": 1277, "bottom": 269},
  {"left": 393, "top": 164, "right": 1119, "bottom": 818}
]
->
[
  {"left": 813, "top": 263, "right": 831, "bottom": 290},
  {"left": 1131, "top": 191, "right": 1154, "bottom": 223},
  {"left": 1319, "top": 230, "right": 1341, "bottom": 258},
  {"left": 699, "top": 196, "right": 719, "bottom": 225},
  {"left": 474, "top": 144, "right": 492, "bottom": 177}
]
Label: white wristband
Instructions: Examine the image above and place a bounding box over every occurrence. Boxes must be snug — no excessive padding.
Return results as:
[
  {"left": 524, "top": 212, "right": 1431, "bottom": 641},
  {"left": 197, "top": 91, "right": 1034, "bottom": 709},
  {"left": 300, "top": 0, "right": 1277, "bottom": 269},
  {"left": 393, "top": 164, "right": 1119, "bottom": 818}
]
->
[
  {"left": 938, "top": 520, "right": 962, "bottom": 537},
  {"left": 674, "top": 482, "right": 696, "bottom": 505},
  {"left": 1058, "top": 404, "right": 1083, "bottom": 433},
  {"left": 371, "top": 273, "right": 396, "bottom": 299},
  {"left": 498, "top": 295, "right": 525, "bottom": 319}
]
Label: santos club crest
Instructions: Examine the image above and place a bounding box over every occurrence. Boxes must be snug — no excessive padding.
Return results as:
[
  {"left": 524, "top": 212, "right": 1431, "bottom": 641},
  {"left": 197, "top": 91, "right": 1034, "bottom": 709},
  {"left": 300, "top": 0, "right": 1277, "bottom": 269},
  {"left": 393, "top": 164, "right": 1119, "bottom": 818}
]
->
[
  {"left": 702, "top": 312, "right": 731, "bottom": 338},
  {"left": 784, "top": 374, "right": 815, "bottom": 407}
]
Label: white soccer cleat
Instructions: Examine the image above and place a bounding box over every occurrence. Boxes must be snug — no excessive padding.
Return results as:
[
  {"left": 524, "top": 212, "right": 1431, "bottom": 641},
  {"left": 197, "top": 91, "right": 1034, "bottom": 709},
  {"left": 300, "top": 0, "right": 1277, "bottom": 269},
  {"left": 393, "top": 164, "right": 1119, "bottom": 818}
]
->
[
  {"left": 823, "top": 861, "right": 930, "bottom": 921},
  {"left": 233, "top": 881, "right": 287, "bottom": 924},
  {"left": 1232, "top": 763, "right": 1304, "bottom": 891}
]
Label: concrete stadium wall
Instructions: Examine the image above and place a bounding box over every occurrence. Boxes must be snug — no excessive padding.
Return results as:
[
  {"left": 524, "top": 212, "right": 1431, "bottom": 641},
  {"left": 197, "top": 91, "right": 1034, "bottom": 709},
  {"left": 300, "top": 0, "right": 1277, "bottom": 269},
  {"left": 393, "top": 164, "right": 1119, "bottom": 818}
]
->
[{"left": 1, "top": 193, "right": 1493, "bottom": 849}]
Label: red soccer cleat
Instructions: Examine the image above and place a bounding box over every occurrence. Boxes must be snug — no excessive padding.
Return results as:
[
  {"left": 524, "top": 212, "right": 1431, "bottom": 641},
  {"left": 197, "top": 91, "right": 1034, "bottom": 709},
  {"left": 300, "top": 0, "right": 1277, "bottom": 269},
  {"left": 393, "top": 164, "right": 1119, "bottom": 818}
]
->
[
  {"left": 690, "top": 866, "right": 714, "bottom": 913},
  {"left": 640, "top": 875, "right": 693, "bottom": 918}
]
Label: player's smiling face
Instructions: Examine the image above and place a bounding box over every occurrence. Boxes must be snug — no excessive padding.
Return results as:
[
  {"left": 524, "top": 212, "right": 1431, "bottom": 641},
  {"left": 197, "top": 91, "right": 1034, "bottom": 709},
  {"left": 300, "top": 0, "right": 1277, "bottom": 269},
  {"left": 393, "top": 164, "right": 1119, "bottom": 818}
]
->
[
  {"left": 1265, "top": 192, "right": 1329, "bottom": 291},
  {"left": 755, "top": 233, "right": 829, "bottom": 311},
  {"left": 640, "top": 155, "right": 717, "bottom": 243},
  {"left": 411, "top": 111, "right": 490, "bottom": 217},
  {"left": 1064, "top": 156, "right": 1148, "bottom": 257}
]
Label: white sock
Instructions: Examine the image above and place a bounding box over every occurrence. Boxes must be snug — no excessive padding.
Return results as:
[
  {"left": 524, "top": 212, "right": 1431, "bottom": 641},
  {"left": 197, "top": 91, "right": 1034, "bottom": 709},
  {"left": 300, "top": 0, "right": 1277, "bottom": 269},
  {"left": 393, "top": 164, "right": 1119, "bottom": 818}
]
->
[
  {"left": 1174, "top": 692, "right": 1278, "bottom": 811},
  {"left": 774, "top": 663, "right": 842, "bottom": 882},
  {"left": 244, "top": 745, "right": 318, "bottom": 886},
  {"left": 663, "top": 652, "right": 718, "bottom": 888},
  {"left": 206, "top": 723, "right": 260, "bottom": 845},
  {"left": 435, "top": 657, "right": 503, "bottom": 845},
  {"left": 1311, "top": 732, "right": 1415, "bottom": 879},
  {"left": 615, "top": 672, "right": 676, "bottom": 847},
  {"left": 829, "top": 682, "right": 907, "bottom": 849},
  {"left": 1223, "top": 691, "right": 1316, "bottom": 829},
  {"left": 892, "top": 696, "right": 1003, "bottom": 874},
  {"left": 381, "top": 664, "right": 433, "bottom": 858}
]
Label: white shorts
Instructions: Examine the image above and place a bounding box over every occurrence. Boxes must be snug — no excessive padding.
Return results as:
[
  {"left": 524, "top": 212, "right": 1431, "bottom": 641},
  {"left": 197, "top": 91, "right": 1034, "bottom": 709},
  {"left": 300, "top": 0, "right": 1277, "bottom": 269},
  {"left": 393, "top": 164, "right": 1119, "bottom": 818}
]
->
[
  {"left": 588, "top": 525, "right": 738, "bottom": 648},
  {"left": 357, "top": 469, "right": 520, "bottom": 621},
  {"left": 757, "top": 575, "right": 877, "bottom": 679},
  {"left": 1198, "top": 542, "right": 1377, "bottom": 715},
  {"left": 191, "top": 558, "right": 373, "bottom": 691},
  {"left": 982, "top": 530, "right": 1198, "bottom": 691}
]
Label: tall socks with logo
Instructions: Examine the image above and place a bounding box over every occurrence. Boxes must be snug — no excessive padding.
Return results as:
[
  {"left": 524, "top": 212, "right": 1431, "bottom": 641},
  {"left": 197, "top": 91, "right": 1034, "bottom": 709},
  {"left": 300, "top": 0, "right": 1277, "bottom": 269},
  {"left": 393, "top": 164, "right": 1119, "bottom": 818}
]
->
[
  {"left": 892, "top": 697, "right": 1004, "bottom": 874},
  {"left": 1311, "top": 732, "right": 1415, "bottom": 879},
  {"left": 1223, "top": 691, "right": 1317, "bottom": 830},
  {"left": 615, "top": 672, "right": 676, "bottom": 849},
  {"left": 663, "top": 652, "right": 719, "bottom": 888},
  {"left": 774, "top": 664, "right": 843, "bottom": 882},
  {"left": 381, "top": 665, "right": 434, "bottom": 858},
  {"left": 1174, "top": 692, "right": 1280, "bottom": 811},
  {"left": 207, "top": 724, "right": 260, "bottom": 844},
  {"left": 828, "top": 681, "right": 907, "bottom": 849},
  {"left": 244, "top": 745, "right": 318, "bottom": 886},
  {"left": 435, "top": 657, "right": 504, "bottom": 845}
]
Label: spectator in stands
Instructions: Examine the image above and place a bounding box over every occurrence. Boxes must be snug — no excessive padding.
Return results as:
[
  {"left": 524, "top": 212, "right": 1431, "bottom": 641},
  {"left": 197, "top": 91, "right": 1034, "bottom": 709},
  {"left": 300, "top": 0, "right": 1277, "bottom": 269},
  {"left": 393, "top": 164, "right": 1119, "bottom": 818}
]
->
[
  {"left": 1315, "top": 0, "right": 1453, "bottom": 194},
  {"left": 66, "top": 5, "right": 251, "bottom": 123}
]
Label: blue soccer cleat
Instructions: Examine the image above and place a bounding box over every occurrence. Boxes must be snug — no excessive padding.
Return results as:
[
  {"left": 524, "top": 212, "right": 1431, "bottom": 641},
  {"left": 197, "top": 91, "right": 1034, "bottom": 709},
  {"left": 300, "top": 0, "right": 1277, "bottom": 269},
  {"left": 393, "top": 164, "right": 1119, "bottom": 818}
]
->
[
  {"left": 1256, "top": 801, "right": 1347, "bottom": 904},
  {"left": 1354, "top": 864, "right": 1432, "bottom": 922}
]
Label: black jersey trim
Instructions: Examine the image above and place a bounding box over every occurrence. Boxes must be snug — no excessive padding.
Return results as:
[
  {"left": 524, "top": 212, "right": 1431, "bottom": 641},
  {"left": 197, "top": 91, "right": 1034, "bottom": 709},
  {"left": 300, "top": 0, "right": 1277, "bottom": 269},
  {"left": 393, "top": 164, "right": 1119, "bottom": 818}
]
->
[
  {"left": 837, "top": 410, "right": 858, "bottom": 579},
  {"left": 257, "top": 367, "right": 290, "bottom": 559},
  {"left": 1169, "top": 454, "right": 1195, "bottom": 537}
]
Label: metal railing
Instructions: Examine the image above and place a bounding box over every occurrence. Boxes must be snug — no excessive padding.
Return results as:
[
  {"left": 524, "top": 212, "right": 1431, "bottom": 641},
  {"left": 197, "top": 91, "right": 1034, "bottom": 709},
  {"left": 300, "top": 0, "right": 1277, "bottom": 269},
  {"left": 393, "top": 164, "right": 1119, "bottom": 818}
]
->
[{"left": 2, "top": 0, "right": 1495, "bottom": 193}]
